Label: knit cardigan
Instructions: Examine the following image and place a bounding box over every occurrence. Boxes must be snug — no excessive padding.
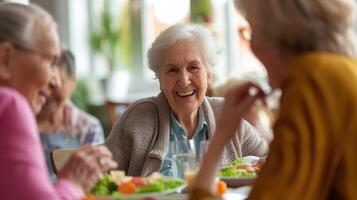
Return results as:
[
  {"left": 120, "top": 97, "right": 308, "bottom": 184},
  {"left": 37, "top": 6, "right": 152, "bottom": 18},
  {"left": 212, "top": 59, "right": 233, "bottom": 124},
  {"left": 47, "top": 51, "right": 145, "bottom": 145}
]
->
[{"left": 105, "top": 92, "right": 268, "bottom": 176}]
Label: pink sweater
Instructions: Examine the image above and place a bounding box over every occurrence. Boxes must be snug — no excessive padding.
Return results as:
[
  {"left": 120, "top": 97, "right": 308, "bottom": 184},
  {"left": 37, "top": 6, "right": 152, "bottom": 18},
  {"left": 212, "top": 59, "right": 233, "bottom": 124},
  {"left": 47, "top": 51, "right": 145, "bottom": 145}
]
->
[{"left": 0, "top": 87, "right": 84, "bottom": 200}]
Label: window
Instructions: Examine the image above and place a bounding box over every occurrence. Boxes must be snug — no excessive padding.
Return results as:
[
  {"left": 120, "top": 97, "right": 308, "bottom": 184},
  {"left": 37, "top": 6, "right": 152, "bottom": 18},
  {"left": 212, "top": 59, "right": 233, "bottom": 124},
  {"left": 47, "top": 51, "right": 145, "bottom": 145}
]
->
[
  {"left": 141, "top": 0, "right": 268, "bottom": 87},
  {"left": 142, "top": 0, "right": 191, "bottom": 81}
]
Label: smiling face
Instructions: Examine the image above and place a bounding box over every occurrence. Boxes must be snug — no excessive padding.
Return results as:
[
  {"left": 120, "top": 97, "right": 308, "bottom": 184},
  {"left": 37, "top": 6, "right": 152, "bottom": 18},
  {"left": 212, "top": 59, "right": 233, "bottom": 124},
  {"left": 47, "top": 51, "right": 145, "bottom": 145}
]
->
[
  {"left": 2, "top": 23, "right": 60, "bottom": 114},
  {"left": 159, "top": 40, "right": 212, "bottom": 117}
]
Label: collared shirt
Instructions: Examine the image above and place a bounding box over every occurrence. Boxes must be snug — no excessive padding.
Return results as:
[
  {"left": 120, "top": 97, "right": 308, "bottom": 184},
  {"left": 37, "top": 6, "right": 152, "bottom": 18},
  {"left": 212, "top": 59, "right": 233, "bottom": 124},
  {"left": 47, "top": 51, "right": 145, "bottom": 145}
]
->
[
  {"left": 160, "top": 108, "right": 208, "bottom": 176},
  {"left": 40, "top": 101, "right": 105, "bottom": 181}
]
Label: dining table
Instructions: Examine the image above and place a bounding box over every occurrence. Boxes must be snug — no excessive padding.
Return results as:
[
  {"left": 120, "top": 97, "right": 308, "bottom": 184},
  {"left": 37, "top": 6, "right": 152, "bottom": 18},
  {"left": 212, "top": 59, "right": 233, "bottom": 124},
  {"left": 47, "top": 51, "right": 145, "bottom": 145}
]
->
[
  {"left": 91, "top": 185, "right": 251, "bottom": 200},
  {"left": 137, "top": 185, "right": 252, "bottom": 200}
]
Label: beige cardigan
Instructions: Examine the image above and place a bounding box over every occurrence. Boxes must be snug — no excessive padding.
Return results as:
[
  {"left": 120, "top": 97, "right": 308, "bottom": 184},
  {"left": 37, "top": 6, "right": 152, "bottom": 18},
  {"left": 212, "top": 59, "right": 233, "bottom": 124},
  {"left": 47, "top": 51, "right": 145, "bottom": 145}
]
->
[{"left": 105, "top": 93, "right": 268, "bottom": 176}]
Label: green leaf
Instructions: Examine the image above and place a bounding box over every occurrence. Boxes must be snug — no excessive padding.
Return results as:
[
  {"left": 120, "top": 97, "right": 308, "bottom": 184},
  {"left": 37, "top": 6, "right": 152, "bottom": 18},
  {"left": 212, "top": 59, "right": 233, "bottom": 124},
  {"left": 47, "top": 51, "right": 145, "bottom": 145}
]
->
[{"left": 88, "top": 0, "right": 132, "bottom": 72}]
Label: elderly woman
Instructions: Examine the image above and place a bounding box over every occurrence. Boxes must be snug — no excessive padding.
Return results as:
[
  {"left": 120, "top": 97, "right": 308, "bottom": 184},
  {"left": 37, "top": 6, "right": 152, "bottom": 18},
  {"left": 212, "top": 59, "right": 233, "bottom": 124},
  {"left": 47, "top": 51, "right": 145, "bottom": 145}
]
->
[
  {"left": 37, "top": 49, "right": 105, "bottom": 181},
  {"left": 105, "top": 24, "right": 268, "bottom": 177},
  {"left": 0, "top": 3, "right": 116, "bottom": 199},
  {"left": 190, "top": 0, "right": 357, "bottom": 199}
]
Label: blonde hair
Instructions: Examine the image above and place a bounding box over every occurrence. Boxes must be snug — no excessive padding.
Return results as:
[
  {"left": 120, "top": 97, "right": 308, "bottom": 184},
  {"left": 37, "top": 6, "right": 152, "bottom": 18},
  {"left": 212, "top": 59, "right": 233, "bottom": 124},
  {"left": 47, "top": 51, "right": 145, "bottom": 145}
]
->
[{"left": 234, "top": 0, "right": 357, "bottom": 57}]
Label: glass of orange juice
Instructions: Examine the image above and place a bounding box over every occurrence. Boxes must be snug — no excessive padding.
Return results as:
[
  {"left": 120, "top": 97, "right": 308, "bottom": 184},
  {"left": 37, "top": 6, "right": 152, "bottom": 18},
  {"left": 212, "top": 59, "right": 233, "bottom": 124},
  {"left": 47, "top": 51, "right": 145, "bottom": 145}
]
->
[
  {"left": 184, "top": 170, "right": 198, "bottom": 189},
  {"left": 185, "top": 169, "right": 220, "bottom": 191}
]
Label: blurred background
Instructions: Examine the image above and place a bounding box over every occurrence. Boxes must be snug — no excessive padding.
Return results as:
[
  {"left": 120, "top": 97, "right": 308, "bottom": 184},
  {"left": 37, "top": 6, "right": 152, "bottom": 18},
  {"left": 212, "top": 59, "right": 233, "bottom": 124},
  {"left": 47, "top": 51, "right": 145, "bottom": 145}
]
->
[{"left": 3, "top": 0, "right": 269, "bottom": 136}]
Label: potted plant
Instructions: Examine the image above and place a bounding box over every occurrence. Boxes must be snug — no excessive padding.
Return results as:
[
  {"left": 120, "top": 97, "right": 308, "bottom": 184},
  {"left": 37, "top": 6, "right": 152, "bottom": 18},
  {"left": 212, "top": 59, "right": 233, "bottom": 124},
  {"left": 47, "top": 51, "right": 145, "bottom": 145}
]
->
[
  {"left": 89, "top": 0, "right": 132, "bottom": 100},
  {"left": 191, "top": 0, "right": 213, "bottom": 24}
]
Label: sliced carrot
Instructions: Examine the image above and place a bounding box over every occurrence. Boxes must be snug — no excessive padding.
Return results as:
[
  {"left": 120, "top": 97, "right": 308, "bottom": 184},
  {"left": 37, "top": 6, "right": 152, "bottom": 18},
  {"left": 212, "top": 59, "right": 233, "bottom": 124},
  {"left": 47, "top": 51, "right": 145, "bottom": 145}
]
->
[
  {"left": 118, "top": 181, "right": 137, "bottom": 194},
  {"left": 216, "top": 180, "right": 227, "bottom": 196}
]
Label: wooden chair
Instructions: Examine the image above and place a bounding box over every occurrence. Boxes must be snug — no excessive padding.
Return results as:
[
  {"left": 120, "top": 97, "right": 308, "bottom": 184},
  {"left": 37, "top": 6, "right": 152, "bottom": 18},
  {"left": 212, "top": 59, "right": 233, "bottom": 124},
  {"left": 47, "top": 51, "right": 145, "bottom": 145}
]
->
[
  {"left": 50, "top": 148, "right": 76, "bottom": 174},
  {"left": 105, "top": 100, "right": 130, "bottom": 125}
]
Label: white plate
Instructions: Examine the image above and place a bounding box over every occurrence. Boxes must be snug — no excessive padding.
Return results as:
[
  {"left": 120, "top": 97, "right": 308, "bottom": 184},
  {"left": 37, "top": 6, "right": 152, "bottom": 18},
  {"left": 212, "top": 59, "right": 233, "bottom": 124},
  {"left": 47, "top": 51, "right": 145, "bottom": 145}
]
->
[
  {"left": 242, "top": 156, "right": 260, "bottom": 165},
  {"left": 94, "top": 184, "right": 186, "bottom": 200},
  {"left": 224, "top": 186, "right": 252, "bottom": 200}
]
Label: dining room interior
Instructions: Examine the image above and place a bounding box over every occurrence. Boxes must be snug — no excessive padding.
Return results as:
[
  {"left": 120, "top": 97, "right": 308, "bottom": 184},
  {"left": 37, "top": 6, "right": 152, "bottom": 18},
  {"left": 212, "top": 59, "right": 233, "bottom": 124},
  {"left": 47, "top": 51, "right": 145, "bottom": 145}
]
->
[
  {"left": 2, "top": 0, "right": 356, "bottom": 199},
  {"left": 16, "top": 0, "right": 270, "bottom": 138}
]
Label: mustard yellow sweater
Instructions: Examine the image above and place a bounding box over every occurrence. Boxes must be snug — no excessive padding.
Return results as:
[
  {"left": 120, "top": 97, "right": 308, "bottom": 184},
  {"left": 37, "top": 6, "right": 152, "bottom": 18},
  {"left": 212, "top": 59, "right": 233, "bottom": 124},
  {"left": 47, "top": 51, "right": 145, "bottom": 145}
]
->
[{"left": 249, "top": 52, "right": 357, "bottom": 200}]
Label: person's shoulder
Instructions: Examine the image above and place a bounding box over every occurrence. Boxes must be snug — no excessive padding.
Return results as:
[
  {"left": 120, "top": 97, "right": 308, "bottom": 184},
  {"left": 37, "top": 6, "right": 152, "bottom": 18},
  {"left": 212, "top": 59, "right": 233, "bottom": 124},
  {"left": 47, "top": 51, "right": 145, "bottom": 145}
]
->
[
  {"left": 0, "top": 86, "right": 26, "bottom": 102},
  {"left": 280, "top": 52, "right": 357, "bottom": 112},
  {"left": 108, "top": 97, "right": 159, "bottom": 138},
  {"left": 66, "top": 102, "right": 100, "bottom": 124},
  {"left": 108, "top": 96, "right": 160, "bottom": 132},
  {"left": 125, "top": 96, "right": 159, "bottom": 115},
  {"left": 0, "top": 86, "right": 29, "bottom": 113},
  {"left": 205, "top": 96, "right": 224, "bottom": 105},
  {"left": 283, "top": 52, "right": 357, "bottom": 94},
  {"left": 289, "top": 52, "right": 357, "bottom": 78},
  {"left": 202, "top": 96, "right": 225, "bottom": 118},
  {"left": 0, "top": 87, "right": 36, "bottom": 136},
  {"left": 205, "top": 96, "right": 224, "bottom": 111}
]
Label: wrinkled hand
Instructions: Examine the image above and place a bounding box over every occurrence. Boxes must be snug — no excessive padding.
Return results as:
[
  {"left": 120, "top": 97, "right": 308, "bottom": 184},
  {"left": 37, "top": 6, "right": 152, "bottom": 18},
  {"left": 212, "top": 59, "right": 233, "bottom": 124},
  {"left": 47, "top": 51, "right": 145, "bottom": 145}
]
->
[
  {"left": 216, "top": 82, "right": 266, "bottom": 143},
  {"left": 57, "top": 145, "right": 118, "bottom": 193}
]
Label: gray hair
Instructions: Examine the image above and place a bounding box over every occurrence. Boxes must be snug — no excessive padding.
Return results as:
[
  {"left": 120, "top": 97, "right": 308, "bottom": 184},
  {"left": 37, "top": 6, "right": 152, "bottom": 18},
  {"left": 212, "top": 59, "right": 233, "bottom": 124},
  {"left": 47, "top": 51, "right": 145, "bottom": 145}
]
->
[
  {"left": 57, "top": 49, "right": 76, "bottom": 78},
  {"left": 234, "top": 0, "right": 357, "bottom": 57},
  {"left": 0, "top": 2, "right": 56, "bottom": 48},
  {"left": 148, "top": 24, "right": 219, "bottom": 79}
]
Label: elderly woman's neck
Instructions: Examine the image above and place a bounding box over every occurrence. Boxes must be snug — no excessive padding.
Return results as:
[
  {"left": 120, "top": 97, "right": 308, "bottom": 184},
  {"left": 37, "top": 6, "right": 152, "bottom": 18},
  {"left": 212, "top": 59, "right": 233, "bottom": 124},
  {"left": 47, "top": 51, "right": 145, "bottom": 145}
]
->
[{"left": 174, "top": 110, "right": 199, "bottom": 139}]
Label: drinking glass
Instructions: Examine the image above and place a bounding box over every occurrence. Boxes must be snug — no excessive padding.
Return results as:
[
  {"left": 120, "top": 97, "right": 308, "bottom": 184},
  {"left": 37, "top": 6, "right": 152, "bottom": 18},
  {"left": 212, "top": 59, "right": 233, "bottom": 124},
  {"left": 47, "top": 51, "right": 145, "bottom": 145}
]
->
[
  {"left": 197, "top": 140, "right": 210, "bottom": 163},
  {"left": 170, "top": 140, "right": 197, "bottom": 179}
]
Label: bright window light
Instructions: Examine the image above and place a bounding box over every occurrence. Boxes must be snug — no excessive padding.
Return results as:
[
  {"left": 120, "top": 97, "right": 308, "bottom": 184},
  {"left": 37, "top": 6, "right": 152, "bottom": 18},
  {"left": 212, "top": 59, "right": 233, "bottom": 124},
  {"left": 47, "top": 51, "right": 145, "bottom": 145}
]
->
[
  {"left": 153, "top": 0, "right": 190, "bottom": 25},
  {"left": 4, "top": 0, "right": 29, "bottom": 4}
]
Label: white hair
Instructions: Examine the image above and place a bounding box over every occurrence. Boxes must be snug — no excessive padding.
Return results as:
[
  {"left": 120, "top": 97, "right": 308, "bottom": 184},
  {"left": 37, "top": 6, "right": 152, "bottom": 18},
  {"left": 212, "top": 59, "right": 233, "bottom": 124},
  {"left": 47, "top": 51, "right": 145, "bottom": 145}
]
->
[
  {"left": 0, "top": 2, "right": 56, "bottom": 48},
  {"left": 234, "top": 0, "right": 357, "bottom": 57},
  {"left": 147, "top": 23, "right": 219, "bottom": 79}
]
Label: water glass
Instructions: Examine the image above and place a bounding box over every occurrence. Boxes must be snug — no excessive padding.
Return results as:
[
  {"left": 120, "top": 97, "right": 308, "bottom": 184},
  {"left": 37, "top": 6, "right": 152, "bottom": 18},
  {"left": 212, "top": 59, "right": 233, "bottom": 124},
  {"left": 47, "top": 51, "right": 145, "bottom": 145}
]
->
[
  {"left": 170, "top": 140, "right": 197, "bottom": 179},
  {"left": 197, "top": 140, "right": 210, "bottom": 163}
]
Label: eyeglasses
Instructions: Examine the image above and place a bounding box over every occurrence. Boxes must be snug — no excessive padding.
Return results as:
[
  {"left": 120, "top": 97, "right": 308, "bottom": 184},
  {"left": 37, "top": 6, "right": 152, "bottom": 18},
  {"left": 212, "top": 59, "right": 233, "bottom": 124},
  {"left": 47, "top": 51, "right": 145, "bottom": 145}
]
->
[{"left": 12, "top": 43, "right": 59, "bottom": 68}]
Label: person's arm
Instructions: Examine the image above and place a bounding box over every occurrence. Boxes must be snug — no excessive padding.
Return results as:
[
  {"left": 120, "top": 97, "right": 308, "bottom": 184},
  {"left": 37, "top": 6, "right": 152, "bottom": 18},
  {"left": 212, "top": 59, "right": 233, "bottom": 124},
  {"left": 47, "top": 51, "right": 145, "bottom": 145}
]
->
[
  {"left": 105, "top": 101, "right": 158, "bottom": 175},
  {"left": 105, "top": 112, "right": 134, "bottom": 173},
  {"left": 189, "top": 83, "right": 266, "bottom": 199}
]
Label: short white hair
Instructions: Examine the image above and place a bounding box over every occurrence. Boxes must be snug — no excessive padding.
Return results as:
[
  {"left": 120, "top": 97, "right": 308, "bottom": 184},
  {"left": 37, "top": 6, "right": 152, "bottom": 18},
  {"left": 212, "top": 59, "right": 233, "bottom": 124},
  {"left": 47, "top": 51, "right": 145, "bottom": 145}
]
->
[
  {"left": 234, "top": 0, "right": 357, "bottom": 57},
  {"left": 148, "top": 24, "right": 219, "bottom": 79},
  {"left": 0, "top": 2, "right": 56, "bottom": 48}
]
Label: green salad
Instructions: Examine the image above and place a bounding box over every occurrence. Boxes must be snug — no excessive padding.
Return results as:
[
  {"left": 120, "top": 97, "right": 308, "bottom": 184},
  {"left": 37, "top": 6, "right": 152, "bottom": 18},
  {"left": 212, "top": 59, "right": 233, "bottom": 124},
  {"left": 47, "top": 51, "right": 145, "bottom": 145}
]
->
[
  {"left": 90, "top": 171, "right": 185, "bottom": 198},
  {"left": 218, "top": 158, "right": 260, "bottom": 178}
]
